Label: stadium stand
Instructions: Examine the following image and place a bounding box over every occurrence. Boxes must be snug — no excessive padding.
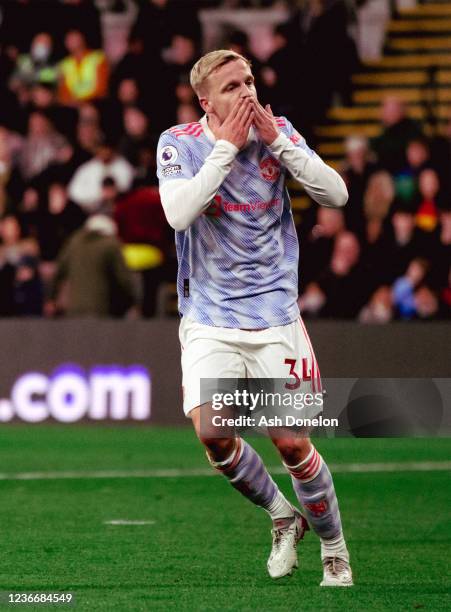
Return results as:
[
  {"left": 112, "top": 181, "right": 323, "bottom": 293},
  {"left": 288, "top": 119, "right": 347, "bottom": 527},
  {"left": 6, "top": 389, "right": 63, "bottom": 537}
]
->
[{"left": 0, "top": 0, "right": 448, "bottom": 320}]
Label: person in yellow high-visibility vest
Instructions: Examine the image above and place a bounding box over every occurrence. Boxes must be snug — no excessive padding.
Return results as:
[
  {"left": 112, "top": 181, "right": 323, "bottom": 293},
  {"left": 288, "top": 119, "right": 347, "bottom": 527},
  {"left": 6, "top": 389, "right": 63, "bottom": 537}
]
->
[{"left": 58, "top": 29, "right": 109, "bottom": 106}]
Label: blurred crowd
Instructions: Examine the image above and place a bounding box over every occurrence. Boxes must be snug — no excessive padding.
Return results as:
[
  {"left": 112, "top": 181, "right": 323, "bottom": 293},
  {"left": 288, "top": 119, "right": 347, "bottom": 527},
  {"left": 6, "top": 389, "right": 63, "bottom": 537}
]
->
[
  {"left": 0, "top": 0, "right": 448, "bottom": 320},
  {"left": 298, "top": 96, "right": 451, "bottom": 322}
]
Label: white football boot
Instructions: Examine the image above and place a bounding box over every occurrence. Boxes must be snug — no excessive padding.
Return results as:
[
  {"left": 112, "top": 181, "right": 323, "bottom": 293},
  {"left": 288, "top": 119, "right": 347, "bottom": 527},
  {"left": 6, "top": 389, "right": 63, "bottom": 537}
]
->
[
  {"left": 320, "top": 556, "right": 354, "bottom": 586},
  {"left": 267, "top": 509, "right": 309, "bottom": 579}
]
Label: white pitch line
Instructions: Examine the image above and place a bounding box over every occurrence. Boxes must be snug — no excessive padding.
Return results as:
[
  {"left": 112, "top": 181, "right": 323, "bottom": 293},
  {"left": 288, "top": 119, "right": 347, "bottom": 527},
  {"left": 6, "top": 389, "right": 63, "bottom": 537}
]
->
[
  {"left": 104, "top": 520, "right": 155, "bottom": 526},
  {"left": 0, "top": 461, "right": 449, "bottom": 481}
]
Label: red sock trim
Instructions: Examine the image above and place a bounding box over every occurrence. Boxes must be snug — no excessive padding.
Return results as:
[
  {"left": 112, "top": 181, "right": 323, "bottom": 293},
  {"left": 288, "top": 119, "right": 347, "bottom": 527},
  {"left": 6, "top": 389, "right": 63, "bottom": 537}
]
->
[
  {"left": 218, "top": 438, "right": 242, "bottom": 474},
  {"left": 289, "top": 447, "right": 322, "bottom": 482}
]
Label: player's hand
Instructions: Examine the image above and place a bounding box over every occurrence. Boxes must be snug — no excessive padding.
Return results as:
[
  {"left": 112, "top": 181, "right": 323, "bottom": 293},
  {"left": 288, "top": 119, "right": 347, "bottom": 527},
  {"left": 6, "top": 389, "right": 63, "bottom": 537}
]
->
[
  {"left": 208, "top": 97, "right": 254, "bottom": 150},
  {"left": 251, "top": 101, "right": 280, "bottom": 146}
]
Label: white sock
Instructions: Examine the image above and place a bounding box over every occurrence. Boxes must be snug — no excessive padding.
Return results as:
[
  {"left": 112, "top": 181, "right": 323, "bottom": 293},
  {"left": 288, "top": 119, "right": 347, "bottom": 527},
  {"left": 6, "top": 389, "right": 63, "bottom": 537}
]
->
[
  {"left": 321, "top": 531, "right": 349, "bottom": 562},
  {"left": 265, "top": 490, "right": 294, "bottom": 521}
]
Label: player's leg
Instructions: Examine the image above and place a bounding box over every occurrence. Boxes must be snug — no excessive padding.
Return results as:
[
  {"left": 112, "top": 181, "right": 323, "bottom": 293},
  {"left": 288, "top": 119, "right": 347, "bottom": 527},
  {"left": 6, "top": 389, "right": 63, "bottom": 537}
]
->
[
  {"left": 179, "top": 318, "right": 304, "bottom": 578},
  {"left": 242, "top": 319, "right": 353, "bottom": 586},
  {"left": 190, "top": 404, "right": 292, "bottom": 518},
  {"left": 189, "top": 404, "right": 307, "bottom": 578},
  {"left": 271, "top": 433, "right": 352, "bottom": 586}
]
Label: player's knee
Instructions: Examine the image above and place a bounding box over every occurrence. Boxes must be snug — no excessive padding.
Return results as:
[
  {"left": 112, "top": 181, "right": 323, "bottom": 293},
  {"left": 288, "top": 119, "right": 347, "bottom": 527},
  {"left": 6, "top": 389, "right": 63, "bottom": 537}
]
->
[
  {"left": 200, "top": 435, "right": 235, "bottom": 462},
  {"left": 272, "top": 436, "right": 311, "bottom": 465}
]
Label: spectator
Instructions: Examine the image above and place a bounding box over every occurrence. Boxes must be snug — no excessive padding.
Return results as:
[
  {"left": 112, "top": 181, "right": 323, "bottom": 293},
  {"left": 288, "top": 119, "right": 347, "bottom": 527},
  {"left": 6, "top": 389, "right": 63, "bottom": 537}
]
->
[
  {"left": 300, "top": 207, "right": 344, "bottom": 290},
  {"left": 439, "top": 266, "right": 451, "bottom": 317},
  {"left": 431, "top": 116, "right": 451, "bottom": 198},
  {"left": 259, "top": 23, "right": 296, "bottom": 118},
  {"left": 14, "top": 254, "right": 43, "bottom": 316},
  {"left": 98, "top": 176, "right": 121, "bottom": 217},
  {"left": 392, "top": 257, "right": 429, "bottom": 319},
  {"left": 28, "top": 83, "right": 78, "bottom": 141},
  {"left": 414, "top": 285, "right": 439, "bottom": 321},
  {"left": 37, "top": 182, "right": 86, "bottom": 262},
  {"left": 176, "top": 103, "right": 201, "bottom": 125},
  {"left": 161, "top": 34, "right": 199, "bottom": 127},
  {"left": 429, "top": 210, "right": 451, "bottom": 296},
  {"left": 18, "top": 111, "right": 67, "bottom": 181},
  {"left": 225, "top": 28, "right": 263, "bottom": 102},
  {"left": 109, "top": 35, "right": 147, "bottom": 99},
  {"left": 16, "top": 187, "right": 40, "bottom": 235},
  {"left": 371, "top": 96, "right": 423, "bottom": 174},
  {"left": 119, "top": 106, "right": 151, "bottom": 166},
  {"left": 175, "top": 74, "right": 197, "bottom": 107},
  {"left": 114, "top": 184, "right": 171, "bottom": 316},
  {"left": 130, "top": 0, "right": 201, "bottom": 61},
  {"left": 132, "top": 140, "right": 158, "bottom": 188},
  {"left": 75, "top": 102, "right": 104, "bottom": 155},
  {"left": 0, "top": 214, "right": 39, "bottom": 316},
  {"left": 76, "top": 120, "right": 103, "bottom": 158},
  {"left": 340, "top": 136, "right": 378, "bottom": 235},
  {"left": 362, "top": 170, "right": 394, "bottom": 244},
  {"left": 54, "top": 0, "right": 103, "bottom": 53},
  {"left": 301, "top": 231, "right": 368, "bottom": 318},
  {"left": 385, "top": 207, "right": 422, "bottom": 284},
  {"left": 392, "top": 138, "right": 431, "bottom": 211},
  {"left": 47, "top": 214, "right": 135, "bottom": 318},
  {"left": 31, "top": 141, "right": 90, "bottom": 195},
  {"left": 10, "top": 32, "right": 59, "bottom": 90},
  {"left": 358, "top": 285, "right": 393, "bottom": 324},
  {"left": 58, "top": 29, "right": 109, "bottom": 106},
  {"left": 68, "top": 137, "right": 134, "bottom": 213},
  {"left": 359, "top": 170, "right": 397, "bottom": 298},
  {"left": 0, "top": 126, "right": 24, "bottom": 216},
  {"left": 163, "top": 33, "right": 198, "bottom": 78},
  {"left": 415, "top": 168, "right": 442, "bottom": 233},
  {"left": 103, "top": 77, "right": 143, "bottom": 137},
  {"left": 291, "top": 0, "right": 359, "bottom": 131}
]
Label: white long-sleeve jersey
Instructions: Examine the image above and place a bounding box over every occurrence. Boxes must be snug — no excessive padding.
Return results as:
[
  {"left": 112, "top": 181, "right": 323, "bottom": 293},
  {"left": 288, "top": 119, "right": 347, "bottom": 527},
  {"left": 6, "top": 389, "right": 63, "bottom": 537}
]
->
[{"left": 157, "top": 114, "right": 347, "bottom": 329}]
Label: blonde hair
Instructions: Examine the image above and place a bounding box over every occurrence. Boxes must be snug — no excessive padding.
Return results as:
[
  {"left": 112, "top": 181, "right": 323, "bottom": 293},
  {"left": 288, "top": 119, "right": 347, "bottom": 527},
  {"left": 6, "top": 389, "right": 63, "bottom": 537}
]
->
[{"left": 190, "top": 49, "right": 251, "bottom": 95}]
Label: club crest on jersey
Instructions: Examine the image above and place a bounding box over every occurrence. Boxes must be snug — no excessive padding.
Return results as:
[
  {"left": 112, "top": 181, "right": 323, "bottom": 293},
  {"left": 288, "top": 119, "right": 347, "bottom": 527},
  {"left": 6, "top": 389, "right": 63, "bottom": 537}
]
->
[
  {"left": 159, "top": 145, "right": 178, "bottom": 166},
  {"left": 260, "top": 157, "right": 281, "bottom": 182}
]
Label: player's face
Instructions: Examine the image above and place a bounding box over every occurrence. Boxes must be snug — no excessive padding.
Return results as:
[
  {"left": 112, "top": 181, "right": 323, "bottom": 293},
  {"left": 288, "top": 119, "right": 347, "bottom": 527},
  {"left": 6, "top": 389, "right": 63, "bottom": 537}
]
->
[{"left": 201, "top": 59, "right": 257, "bottom": 123}]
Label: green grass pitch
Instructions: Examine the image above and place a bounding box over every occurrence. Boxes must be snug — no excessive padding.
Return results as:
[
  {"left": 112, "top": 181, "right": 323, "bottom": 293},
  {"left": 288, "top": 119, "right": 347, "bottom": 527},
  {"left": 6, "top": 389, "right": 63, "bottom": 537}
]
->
[{"left": 0, "top": 426, "right": 450, "bottom": 611}]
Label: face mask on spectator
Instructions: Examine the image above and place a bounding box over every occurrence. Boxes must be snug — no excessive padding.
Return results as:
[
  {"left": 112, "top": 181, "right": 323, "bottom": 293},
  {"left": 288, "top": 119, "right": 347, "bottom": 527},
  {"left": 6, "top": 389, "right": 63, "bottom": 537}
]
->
[{"left": 32, "top": 44, "right": 51, "bottom": 62}]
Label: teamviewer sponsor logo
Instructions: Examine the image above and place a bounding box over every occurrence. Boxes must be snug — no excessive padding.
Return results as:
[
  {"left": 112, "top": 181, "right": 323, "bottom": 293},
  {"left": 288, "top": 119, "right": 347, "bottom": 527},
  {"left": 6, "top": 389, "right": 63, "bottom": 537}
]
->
[
  {"left": 203, "top": 194, "right": 281, "bottom": 217},
  {"left": 0, "top": 364, "right": 151, "bottom": 423}
]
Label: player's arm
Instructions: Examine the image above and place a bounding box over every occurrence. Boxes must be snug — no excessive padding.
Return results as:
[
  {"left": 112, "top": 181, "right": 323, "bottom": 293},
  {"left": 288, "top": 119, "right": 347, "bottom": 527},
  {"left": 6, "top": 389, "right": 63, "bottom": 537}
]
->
[
  {"left": 252, "top": 102, "right": 348, "bottom": 208},
  {"left": 158, "top": 98, "right": 254, "bottom": 231}
]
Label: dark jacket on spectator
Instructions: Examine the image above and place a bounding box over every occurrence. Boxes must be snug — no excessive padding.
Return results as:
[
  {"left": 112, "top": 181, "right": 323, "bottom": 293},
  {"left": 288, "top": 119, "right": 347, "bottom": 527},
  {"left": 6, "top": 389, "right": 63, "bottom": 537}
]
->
[{"left": 50, "top": 215, "right": 135, "bottom": 317}]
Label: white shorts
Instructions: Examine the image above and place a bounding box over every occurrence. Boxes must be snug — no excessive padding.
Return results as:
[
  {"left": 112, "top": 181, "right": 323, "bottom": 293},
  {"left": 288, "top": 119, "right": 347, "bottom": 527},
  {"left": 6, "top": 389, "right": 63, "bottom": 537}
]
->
[{"left": 179, "top": 316, "right": 323, "bottom": 416}]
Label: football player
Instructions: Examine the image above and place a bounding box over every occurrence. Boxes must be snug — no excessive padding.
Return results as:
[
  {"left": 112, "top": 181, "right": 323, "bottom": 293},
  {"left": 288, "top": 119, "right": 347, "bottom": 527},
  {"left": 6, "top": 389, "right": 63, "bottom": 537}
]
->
[{"left": 157, "top": 50, "right": 353, "bottom": 586}]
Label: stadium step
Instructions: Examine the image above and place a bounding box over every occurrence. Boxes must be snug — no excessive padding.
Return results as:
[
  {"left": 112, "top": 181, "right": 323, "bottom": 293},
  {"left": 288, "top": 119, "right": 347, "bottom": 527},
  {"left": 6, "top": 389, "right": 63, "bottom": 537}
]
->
[
  {"left": 352, "top": 70, "right": 451, "bottom": 86},
  {"left": 326, "top": 103, "right": 450, "bottom": 122},
  {"left": 398, "top": 3, "right": 451, "bottom": 17},
  {"left": 315, "top": 124, "right": 381, "bottom": 138},
  {"left": 313, "top": 1, "right": 451, "bottom": 172},
  {"left": 364, "top": 54, "right": 451, "bottom": 69},
  {"left": 387, "top": 37, "right": 451, "bottom": 52},
  {"left": 387, "top": 19, "right": 451, "bottom": 33},
  {"left": 353, "top": 88, "right": 451, "bottom": 104}
]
